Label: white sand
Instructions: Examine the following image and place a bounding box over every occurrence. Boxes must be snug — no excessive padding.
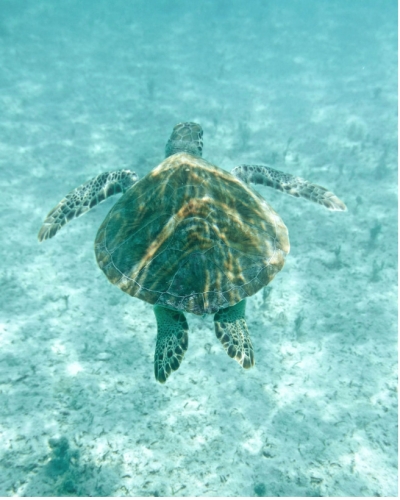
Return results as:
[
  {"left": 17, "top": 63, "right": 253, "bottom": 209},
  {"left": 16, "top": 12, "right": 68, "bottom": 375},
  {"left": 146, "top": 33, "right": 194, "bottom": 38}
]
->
[{"left": 0, "top": 0, "right": 397, "bottom": 496}]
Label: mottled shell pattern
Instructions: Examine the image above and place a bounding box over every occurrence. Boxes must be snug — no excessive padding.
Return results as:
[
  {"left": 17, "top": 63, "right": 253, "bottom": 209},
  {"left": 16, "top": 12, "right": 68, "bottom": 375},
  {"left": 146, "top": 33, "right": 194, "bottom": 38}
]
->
[{"left": 95, "top": 131, "right": 289, "bottom": 315}]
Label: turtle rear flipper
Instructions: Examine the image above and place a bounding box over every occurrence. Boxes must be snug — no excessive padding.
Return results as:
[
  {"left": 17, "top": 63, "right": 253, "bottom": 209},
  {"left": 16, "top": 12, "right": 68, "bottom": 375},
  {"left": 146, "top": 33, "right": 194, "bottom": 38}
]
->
[
  {"left": 154, "top": 306, "right": 189, "bottom": 383},
  {"left": 38, "top": 170, "right": 138, "bottom": 241},
  {"left": 232, "top": 164, "right": 346, "bottom": 211},
  {"left": 214, "top": 300, "right": 255, "bottom": 369}
]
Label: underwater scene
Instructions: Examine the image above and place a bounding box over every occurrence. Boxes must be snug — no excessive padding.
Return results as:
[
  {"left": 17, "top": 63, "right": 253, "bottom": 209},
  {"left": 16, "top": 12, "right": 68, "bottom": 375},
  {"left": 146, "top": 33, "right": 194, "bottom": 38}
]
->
[{"left": 0, "top": 0, "right": 397, "bottom": 496}]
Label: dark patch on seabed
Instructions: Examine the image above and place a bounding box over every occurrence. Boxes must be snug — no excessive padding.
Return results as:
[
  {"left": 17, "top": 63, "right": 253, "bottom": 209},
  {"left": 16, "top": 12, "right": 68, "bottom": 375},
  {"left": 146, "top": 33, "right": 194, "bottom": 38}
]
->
[{"left": 0, "top": 0, "right": 397, "bottom": 496}]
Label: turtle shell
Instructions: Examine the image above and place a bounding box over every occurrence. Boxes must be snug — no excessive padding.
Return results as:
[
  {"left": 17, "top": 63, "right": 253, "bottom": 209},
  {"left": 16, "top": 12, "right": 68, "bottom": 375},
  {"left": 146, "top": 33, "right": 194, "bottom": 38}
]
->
[{"left": 95, "top": 153, "right": 289, "bottom": 315}]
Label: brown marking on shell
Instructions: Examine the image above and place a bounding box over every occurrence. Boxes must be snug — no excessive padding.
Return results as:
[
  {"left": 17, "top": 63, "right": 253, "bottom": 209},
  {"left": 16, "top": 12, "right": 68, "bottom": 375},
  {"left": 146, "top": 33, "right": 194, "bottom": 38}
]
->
[{"left": 95, "top": 153, "right": 289, "bottom": 315}]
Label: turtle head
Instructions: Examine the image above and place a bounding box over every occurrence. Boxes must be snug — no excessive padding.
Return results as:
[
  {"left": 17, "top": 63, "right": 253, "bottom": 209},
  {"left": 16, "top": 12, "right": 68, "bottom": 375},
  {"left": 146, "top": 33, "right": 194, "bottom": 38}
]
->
[{"left": 165, "top": 122, "right": 203, "bottom": 158}]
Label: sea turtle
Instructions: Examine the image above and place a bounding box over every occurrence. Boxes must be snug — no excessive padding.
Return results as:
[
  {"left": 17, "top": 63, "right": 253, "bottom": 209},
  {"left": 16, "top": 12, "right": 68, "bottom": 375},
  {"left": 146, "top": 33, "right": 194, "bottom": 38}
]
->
[{"left": 38, "top": 122, "right": 346, "bottom": 383}]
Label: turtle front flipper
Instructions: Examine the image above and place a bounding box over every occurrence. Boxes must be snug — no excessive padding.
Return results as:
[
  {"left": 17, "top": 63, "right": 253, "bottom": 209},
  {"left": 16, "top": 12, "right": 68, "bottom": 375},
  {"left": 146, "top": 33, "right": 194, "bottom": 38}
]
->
[
  {"left": 153, "top": 306, "right": 189, "bottom": 383},
  {"left": 214, "top": 300, "right": 255, "bottom": 369},
  {"left": 38, "top": 170, "right": 139, "bottom": 242},
  {"left": 232, "top": 164, "right": 346, "bottom": 211}
]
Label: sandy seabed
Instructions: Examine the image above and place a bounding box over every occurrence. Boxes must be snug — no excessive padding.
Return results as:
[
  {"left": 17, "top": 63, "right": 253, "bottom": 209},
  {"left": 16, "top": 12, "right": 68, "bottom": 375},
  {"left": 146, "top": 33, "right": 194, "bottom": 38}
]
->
[{"left": 0, "top": 0, "right": 397, "bottom": 496}]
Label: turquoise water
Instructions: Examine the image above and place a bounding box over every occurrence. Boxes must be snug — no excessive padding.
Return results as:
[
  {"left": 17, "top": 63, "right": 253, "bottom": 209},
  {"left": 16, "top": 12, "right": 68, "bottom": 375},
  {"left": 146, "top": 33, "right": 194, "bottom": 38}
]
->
[{"left": 0, "top": 0, "right": 397, "bottom": 496}]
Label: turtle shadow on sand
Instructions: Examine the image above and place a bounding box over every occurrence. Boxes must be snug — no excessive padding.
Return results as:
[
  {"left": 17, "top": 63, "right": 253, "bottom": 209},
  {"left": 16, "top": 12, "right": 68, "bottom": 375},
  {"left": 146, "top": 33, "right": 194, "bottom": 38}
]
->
[{"left": 38, "top": 122, "right": 346, "bottom": 384}]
